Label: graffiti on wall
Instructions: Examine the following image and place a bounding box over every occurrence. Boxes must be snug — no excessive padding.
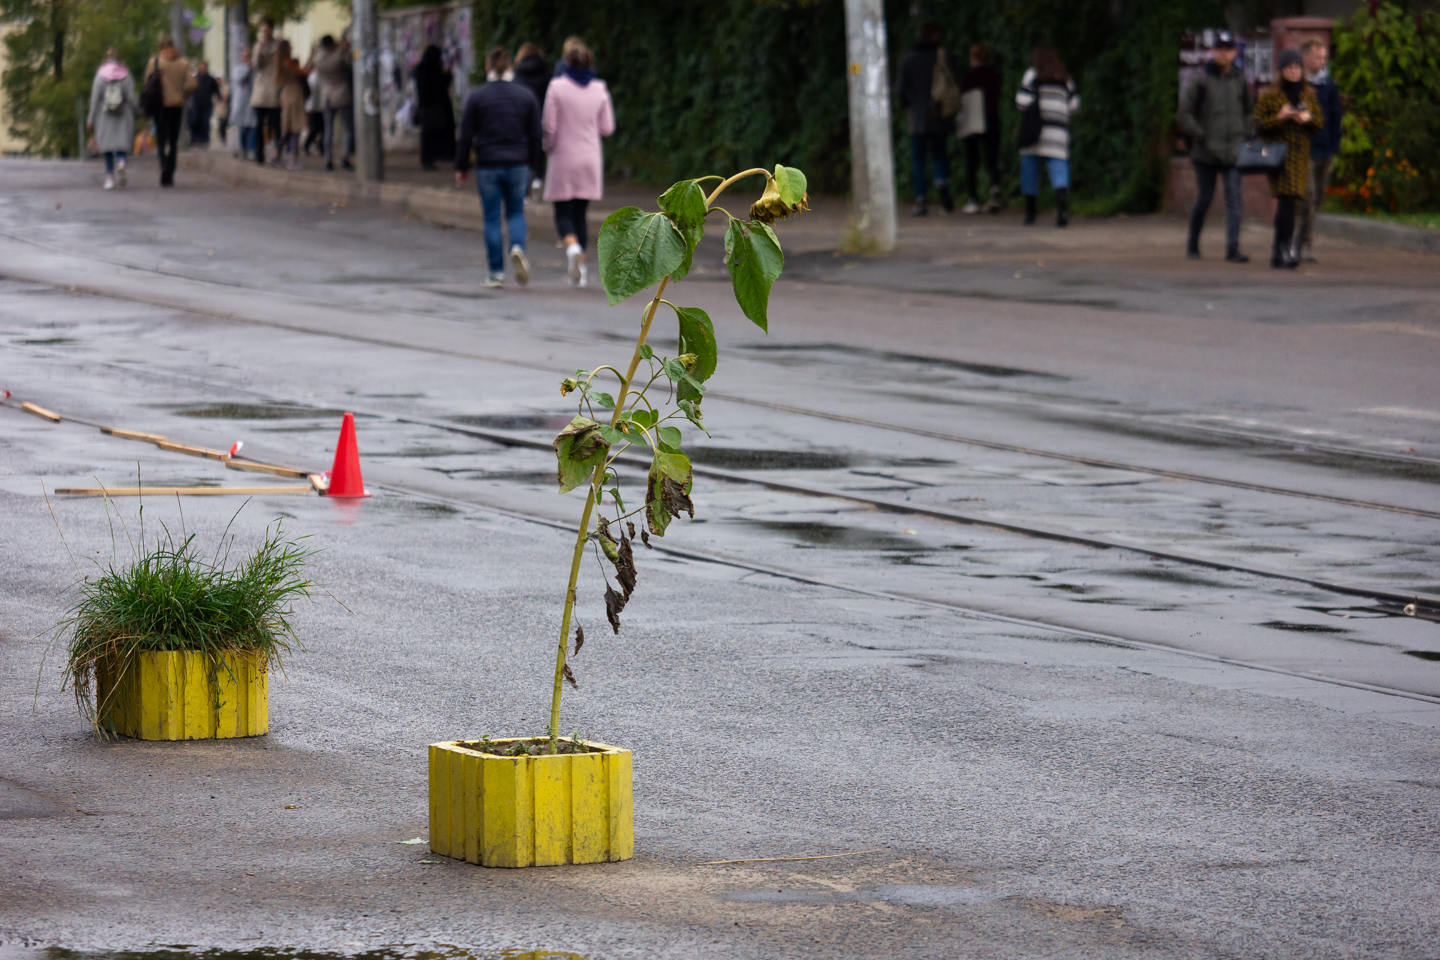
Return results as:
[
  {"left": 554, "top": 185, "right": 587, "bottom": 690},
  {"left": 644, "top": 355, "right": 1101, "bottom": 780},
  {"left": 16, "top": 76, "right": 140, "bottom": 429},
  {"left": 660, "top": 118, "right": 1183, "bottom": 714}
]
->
[{"left": 378, "top": 1, "right": 473, "bottom": 148}]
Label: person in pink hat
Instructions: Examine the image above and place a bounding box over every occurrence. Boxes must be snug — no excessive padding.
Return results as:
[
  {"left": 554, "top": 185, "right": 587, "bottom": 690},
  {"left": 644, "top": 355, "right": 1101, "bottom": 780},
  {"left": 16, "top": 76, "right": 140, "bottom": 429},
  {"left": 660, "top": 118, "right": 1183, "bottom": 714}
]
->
[{"left": 541, "top": 40, "right": 614, "bottom": 287}]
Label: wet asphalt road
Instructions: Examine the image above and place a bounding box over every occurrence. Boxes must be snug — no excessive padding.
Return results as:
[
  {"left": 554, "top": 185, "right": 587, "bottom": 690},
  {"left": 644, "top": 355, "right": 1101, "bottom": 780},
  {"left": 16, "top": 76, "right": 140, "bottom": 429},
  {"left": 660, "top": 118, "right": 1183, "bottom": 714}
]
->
[{"left": 2, "top": 156, "right": 1439, "bottom": 959}]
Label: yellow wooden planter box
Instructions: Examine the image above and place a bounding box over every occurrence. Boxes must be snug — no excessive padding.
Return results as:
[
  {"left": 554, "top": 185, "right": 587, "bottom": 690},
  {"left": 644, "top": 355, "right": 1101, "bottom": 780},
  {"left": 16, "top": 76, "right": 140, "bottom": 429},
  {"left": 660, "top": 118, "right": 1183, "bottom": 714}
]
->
[
  {"left": 97, "top": 650, "right": 269, "bottom": 740},
  {"left": 428, "top": 738, "right": 633, "bottom": 868}
]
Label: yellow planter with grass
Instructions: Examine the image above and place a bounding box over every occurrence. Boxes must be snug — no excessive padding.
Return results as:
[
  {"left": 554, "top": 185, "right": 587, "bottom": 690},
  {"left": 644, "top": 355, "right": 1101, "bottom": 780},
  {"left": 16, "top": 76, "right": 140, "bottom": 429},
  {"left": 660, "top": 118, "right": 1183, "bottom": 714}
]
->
[
  {"left": 97, "top": 650, "right": 269, "bottom": 740},
  {"left": 428, "top": 738, "right": 633, "bottom": 867}
]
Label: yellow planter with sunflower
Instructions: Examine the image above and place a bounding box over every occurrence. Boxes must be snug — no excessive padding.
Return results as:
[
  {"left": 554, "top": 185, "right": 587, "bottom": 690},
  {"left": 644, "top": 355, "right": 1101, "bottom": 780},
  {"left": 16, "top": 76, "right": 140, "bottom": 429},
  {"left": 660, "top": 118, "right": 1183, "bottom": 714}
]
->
[{"left": 428, "top": 738, "right": 633, "bottom": 868}]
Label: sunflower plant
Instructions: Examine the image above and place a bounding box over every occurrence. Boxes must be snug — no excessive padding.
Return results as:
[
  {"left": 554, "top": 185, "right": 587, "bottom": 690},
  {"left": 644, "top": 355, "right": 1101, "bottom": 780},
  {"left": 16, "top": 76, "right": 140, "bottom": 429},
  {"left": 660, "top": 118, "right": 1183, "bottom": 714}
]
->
[{"left": 540, "top": 165, "right": 808, "bottom": 754}]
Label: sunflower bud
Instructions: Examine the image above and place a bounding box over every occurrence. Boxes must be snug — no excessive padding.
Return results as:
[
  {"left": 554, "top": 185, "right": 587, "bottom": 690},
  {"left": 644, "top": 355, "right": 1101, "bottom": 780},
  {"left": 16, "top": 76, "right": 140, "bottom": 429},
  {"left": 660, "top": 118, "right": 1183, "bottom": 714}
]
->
[
  {"left": 560, "top": 377, "right": 580, "bottom": 396},
  {"left": 749, "top": 176, "right": 809, "bottom": 224},
  {"left": 677, "top": 353, "right": 698, "bottom": 371}
]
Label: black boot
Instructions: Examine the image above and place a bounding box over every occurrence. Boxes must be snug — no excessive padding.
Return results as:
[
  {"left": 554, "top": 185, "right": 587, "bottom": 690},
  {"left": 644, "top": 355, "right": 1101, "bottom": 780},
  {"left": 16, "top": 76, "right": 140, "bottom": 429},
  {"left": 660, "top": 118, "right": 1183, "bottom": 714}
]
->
[
  {"left": 937, "top": 184, "right": 955, "bottom": 214},
  {"left": 912, "top": 196, "right": 928, "bottom": 217},
  {"left": 1270, "top": 241, "right": 1298, "bottom": 269},
  {"left": 1023, "top": 196, "right": 1037, "bottom": 226},
  {"left": 1055, "top": 188, "right": 1069, "bottom": 228},
  {"left": 1186, "top": 210, "right": 1203, "bottom": 259}
]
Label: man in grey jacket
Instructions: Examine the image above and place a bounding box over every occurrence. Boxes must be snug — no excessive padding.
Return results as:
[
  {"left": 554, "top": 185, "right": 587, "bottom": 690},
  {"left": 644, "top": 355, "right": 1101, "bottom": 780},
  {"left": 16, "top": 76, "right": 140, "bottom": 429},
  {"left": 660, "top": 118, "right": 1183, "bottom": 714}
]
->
[{"left": 1181, "top": 32, "right": 1253, "bottom": 263}]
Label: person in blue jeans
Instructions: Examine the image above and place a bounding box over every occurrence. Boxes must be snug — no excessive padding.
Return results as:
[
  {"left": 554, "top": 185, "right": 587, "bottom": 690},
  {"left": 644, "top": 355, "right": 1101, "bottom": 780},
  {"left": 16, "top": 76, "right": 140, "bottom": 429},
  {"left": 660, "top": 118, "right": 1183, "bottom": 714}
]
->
[
  {"left": 1015, "top": 47, "right": 1080, "bottom": 227},
  {"left": 455, "top": 47, "right": 543, "bottom": 288}
]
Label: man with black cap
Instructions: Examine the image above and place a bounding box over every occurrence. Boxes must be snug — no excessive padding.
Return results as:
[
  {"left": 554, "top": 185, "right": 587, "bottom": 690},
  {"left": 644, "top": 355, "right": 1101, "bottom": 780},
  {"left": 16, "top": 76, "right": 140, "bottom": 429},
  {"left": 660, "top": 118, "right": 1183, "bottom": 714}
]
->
[{"left": 1180, "top": 31, "right": 1253, "bottom": 262}]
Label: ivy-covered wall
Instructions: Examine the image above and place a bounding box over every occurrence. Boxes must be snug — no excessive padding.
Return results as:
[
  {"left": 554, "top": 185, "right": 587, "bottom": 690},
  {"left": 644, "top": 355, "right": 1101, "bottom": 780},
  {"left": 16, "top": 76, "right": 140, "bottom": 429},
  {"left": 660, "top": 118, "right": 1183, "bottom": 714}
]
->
[{"left": 474, "top": 0, "right": 1223, "bottom": 212}]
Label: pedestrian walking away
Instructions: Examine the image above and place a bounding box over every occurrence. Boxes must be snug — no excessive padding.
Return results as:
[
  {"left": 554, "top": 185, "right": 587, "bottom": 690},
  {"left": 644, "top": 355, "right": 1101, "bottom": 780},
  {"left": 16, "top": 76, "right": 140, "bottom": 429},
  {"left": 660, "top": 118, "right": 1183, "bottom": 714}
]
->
[
  {"left": 87, "top": 49, "right": 138, "bottom": 191},
  {"left": 311, "top": 35, "right": 355, "bottom": 171},
  {"left": 1180, "top": 30, "right": 1253, "bottom": 263},
  {"left": 214, "top": 73, "right": 230, "bottom": 145},
  {"left": 959, "top": 43, "right": 1004, "bottom": 214},
  {"left": 144, "top": 34, "right": 196, "bottom": 187},
  {"left": 1255, "top": 49, "right": 1323, "bottom": 269},
  {"left": 455, "top": 46, "right": 543, "bottom": 289},
  {"left": 250, "top": 20, "right": 281, "bottom": 166},
  {"left": 231, "top": 48, "right": 256, "bottom": 159},
  {"left": 413, "top": 45, "right": 455, "bottom": 171},
  {"left": 513, "top": 41, "right": 550, "bottom": 196},
  {"left": 1016, "top": 46, "right": 1079, "bottom": 227},
  {"left": 1296, "top": 37, "right": 1342, "bottom": 263},
  {"left": 274, "top": 40, "right": 309, "bottom": 169},
  {"left": 897, "top": 21, "right": 961, "bottom": 216},
  {"left": 301, "top": 44, "right": 326, "bottom": 159},
  {"left": 188, "top": 60, "right": 220, "bottom": 146},
  {"left": 542, "top": 40, "right": 614, "bottom": 288}
]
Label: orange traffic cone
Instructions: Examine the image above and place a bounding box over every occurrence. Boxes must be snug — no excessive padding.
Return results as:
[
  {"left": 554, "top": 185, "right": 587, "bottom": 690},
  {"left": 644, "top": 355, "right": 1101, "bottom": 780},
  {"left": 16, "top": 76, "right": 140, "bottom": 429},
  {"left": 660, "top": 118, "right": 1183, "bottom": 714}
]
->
[{"left": 325, "top": 412, "right": 369, "bottom": 497}]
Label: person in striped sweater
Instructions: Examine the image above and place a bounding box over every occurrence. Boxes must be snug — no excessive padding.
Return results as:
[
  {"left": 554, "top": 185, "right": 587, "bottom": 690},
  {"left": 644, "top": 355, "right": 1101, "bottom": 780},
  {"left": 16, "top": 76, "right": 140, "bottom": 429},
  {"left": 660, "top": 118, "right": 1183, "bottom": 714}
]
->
[{"left": 1015, "top": 47, "right": 1080, "bottom": 227}]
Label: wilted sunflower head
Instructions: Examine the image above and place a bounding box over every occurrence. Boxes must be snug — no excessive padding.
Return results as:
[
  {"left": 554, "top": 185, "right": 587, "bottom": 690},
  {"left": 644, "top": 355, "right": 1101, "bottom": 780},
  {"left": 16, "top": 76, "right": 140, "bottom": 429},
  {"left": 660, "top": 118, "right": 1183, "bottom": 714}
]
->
[{"left": 750, "top": 176, "right": 810, "bottom": 224}]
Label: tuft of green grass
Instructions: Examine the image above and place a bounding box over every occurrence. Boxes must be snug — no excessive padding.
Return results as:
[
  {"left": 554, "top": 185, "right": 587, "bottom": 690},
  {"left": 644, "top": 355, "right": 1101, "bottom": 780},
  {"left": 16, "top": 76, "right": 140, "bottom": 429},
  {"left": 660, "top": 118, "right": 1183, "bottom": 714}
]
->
[{"left": 57, "top": 513, "right": 314, "bottom": 726}]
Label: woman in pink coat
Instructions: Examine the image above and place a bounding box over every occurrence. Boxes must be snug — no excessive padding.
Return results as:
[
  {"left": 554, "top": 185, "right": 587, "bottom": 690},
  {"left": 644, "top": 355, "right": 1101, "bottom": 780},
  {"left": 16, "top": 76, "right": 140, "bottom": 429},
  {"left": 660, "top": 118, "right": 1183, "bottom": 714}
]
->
[{"left": 542, "top": 41, "right": 614, "bottom": 287}]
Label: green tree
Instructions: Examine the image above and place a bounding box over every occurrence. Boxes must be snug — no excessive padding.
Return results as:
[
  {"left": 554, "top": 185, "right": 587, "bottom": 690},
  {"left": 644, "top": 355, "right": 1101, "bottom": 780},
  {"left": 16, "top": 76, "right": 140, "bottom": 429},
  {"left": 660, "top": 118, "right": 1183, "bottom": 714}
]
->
[
  {"left": 1331, "top": 1, "right": 1440, "bottom": 213},
  {"left": 3, "top": 0, "right": 169, "bottom": 155},
  {"left": 474, "top": 0, "right": 1223, "bottom": 213}
]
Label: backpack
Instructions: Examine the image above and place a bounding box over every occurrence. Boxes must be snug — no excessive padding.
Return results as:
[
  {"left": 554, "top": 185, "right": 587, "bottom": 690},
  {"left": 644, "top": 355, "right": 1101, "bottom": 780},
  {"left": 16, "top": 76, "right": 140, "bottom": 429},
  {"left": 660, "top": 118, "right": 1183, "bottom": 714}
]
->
[
  {"left": 930, "top": 48, "right": 963, "bottom": 120},
  {"left": 102, "top": 78, "right": 126, "bottom": 113},
  {"left": 139, "top": 57, "right": 164, "bottom": 116}
]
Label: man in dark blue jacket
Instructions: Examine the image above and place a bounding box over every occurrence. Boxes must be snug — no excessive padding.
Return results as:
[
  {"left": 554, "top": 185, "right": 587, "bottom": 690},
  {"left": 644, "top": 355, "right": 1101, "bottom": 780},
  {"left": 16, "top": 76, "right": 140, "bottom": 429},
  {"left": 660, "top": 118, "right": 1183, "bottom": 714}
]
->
[
  {"left": 1296, "top": 37, "right": 1343, "bottom": 263},
  {"left": 455, "top": 47, "right": 542, "bottom": 288}
]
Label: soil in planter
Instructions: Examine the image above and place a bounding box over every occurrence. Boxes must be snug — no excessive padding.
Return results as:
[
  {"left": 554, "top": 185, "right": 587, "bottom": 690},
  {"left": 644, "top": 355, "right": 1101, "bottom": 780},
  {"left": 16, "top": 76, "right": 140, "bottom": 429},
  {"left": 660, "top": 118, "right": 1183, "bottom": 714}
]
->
[{"left": 460, "top": 737, "right": 604, "bottom": 757}]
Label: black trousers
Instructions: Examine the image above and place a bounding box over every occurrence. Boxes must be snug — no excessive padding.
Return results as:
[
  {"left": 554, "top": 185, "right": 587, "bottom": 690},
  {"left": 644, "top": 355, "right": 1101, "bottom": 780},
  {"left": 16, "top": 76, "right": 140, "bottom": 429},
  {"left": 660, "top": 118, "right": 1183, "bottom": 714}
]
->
[
  {"left": 254, "top": 106, "right": 280, "bottom": 164},
  {"left": 155, "top": 106, "right": 183, "bottom": 184},
  {"left": 553, "top": 198, "right": 589, "bottom": 250},
  {"left": 1273, "top": 195, "right": 1297, "bottom": 252},
  {"left": 963, "top": 128, "right": 1000, "bottom": 202}
]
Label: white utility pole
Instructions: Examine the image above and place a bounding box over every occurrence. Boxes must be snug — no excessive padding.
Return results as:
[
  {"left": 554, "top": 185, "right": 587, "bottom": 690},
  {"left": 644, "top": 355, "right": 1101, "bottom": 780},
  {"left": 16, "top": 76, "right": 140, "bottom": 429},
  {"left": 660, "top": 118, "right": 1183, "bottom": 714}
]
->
[
  {"left": 843, "top": 0, "right": 897, "bottom": 252},
  {"left": 352, "top": 0, "right": 384, "bottom": 181}
]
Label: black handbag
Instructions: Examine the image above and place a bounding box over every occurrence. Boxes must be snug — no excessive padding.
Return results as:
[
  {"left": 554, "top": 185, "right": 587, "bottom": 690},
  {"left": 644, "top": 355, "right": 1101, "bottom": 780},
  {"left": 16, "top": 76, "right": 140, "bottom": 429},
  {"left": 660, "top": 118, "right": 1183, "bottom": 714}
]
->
[
  {"left": 1018, "top": 100, "right": 1042, "bottom": 148},
  {"left": 140, "top": 57, "right": 164, "bottom": 117},
  {"left": 1236, "top": 139, "right": 1286, "bottom": 174}
]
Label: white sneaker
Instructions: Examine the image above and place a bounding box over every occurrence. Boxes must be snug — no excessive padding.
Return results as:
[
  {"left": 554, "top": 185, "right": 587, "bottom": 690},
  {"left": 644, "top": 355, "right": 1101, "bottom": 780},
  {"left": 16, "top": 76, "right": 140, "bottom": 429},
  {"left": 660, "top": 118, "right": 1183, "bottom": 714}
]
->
[
  {"left": 103, "top": 175, "right": 115, "bottom": 190},
  {"left": 566, "top": 242, "right": 583, "bottom": 285},
  {"left": 576, "top": 263, "right": 588, "bottom": 288},
  {"left": 115, "top": 160, "right": 127, "bottom": 186},
  {"left": 484, "top": 273, "right": 504, "bottom": 288},
  {"left": 961, "top": 200, "right": 981, "bottom": 214},
  {"left": 510, "top": 245, "right": 530, "bottom": 286}
]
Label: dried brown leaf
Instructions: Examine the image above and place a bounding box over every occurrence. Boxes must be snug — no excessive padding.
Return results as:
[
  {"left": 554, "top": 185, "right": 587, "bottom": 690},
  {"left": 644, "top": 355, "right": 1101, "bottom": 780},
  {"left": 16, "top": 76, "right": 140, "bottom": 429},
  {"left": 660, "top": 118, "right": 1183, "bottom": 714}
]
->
[
  {"left": 573, "top": 623, "right": 585, "bottom": 656},
  {"left": 604, "top": 585, "right": 627, "bottom": 634},
  {"left": 640, "top": 528, "right": 651, "bottom": 548},
  {"left": 563, "top": 662, "right": 578, "bottom": 689},
  {"left": 661, "top": 476, "right": 695, "bottom": 518},
  {"left": 616, "top": 533, "right": 637, "bottom": 599}
]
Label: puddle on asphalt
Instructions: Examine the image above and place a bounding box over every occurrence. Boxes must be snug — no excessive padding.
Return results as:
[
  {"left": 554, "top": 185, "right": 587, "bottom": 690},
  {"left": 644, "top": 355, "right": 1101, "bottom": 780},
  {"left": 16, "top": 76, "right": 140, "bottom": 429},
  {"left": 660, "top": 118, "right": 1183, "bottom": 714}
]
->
[
  {"left": 689, "top": 447, "right": 860, "bottom": 471},
  {"left": 733, "top": 341, "right": 1070, "bottom": 381},
  {"left": 10, "top": 948, "right": 588, "bottom": 960},
  {"left": 13, "top": 337, "right": 77, "bottom": 345},
  {"left": 1112, "top": 566, "right": 1236, "bottom": 589},
  {"left": 731, "top": 518, "right": 930, "bottom": 552},
  {"left": 171, "top": 403, "right": 355, "bottom": 420},
  {"left": 1403, "top": 650, "right": 1440, "bottom": 662},
  {"left": 449, "top": 414, "right": 574, "bottom": 432},
  {"left": 1259, "top": 621, "right": 1351, "bottom": 634},
  {"left": 426, "top": 468, "right": 555, "bottom": 486}
]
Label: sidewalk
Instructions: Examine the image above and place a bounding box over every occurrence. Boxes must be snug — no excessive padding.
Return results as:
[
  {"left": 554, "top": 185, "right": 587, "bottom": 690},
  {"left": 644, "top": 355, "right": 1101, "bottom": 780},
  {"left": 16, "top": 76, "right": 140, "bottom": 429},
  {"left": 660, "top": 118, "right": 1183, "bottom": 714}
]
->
[{"left": 184, "top": 146, "right": 1438, "bottom": 262}]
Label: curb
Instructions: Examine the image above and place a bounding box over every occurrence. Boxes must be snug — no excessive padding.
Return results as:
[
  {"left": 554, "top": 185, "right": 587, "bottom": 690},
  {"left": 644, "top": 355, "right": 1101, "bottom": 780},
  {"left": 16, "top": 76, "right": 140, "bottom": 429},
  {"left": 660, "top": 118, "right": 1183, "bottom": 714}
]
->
[
  {"left": 186, "top": 151, "right": 481, "bottom": 231},
  {"left": 1318, "top": 212, "right": 1440, "bottom": 255}
]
